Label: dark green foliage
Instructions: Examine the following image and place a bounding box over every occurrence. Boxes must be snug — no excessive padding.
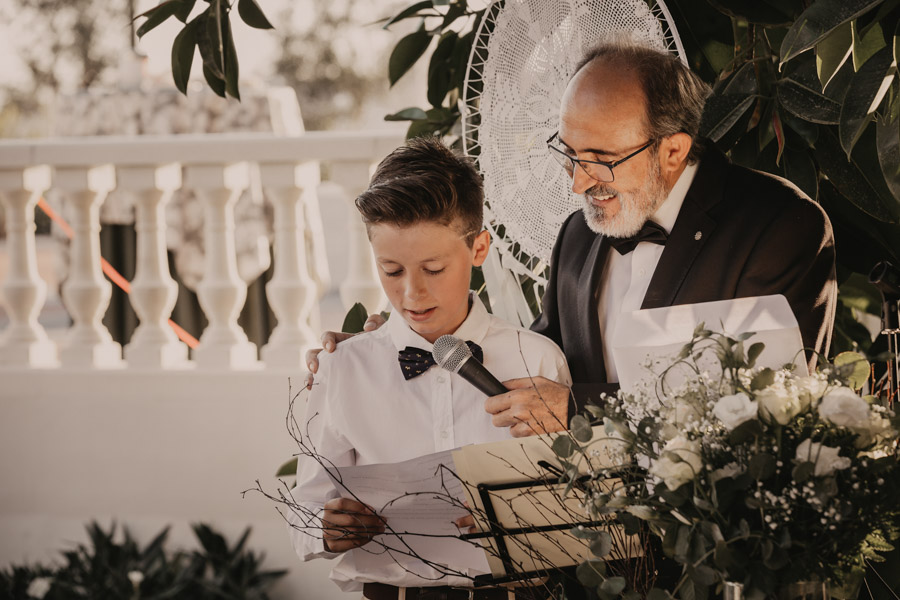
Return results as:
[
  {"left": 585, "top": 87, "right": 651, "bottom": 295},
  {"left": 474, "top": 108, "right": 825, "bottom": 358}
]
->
[{"left": 0, "top": 521, "right": 286, "bottom": 600}]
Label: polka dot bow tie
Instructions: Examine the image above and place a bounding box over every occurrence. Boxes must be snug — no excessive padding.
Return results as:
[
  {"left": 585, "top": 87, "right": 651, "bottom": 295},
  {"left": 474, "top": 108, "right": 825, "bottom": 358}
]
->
[
  {"left": 398, "top": 341, "right": 483, "bottom": 380},
  {"left": 607, "top": 220, "right": 668, "bottom": 255}
]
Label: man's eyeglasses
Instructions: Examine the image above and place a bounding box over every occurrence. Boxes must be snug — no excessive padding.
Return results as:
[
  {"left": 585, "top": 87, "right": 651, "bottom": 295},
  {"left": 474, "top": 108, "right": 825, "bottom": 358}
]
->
[{"left": 546, "top": 132, "right": 656, "bottom": 183}]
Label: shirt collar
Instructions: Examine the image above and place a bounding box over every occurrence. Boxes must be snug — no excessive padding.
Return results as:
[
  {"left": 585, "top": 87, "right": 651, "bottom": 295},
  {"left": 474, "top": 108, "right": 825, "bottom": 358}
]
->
[
  {"left": 385, "top": 292, "right": 491, "bottom": 352},
  {"left": 652, "top": 162, "right": 697, "bottom": 234}
]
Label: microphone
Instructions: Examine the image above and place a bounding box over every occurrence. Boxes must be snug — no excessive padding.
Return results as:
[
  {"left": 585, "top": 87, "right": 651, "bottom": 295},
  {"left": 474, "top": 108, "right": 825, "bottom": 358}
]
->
[{"left": 432, "top": 335, "right": 508, "bottom": 396}]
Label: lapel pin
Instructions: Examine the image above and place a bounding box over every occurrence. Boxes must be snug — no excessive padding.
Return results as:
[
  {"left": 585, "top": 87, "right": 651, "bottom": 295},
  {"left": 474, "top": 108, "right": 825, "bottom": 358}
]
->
[{"left": 694, "top": 231, "right": 703, "bottom": 241}]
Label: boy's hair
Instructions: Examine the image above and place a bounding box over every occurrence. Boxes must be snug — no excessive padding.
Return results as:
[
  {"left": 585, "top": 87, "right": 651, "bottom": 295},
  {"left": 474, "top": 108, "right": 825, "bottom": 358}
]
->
[{"left": 355, "top": 137, "right": 484, "bottom": 245}]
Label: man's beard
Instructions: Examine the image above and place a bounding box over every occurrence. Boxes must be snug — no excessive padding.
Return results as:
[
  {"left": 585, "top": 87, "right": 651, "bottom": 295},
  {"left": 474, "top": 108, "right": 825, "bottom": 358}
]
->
[{"left": 581, "top": 160, "right": 669, "bottom": 238}]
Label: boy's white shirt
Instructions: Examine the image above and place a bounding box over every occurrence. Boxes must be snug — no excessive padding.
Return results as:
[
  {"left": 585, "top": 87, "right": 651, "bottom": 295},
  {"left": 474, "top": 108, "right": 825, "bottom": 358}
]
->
[{"left": 288, "top": 294, "right": 572, "bottom": 591}]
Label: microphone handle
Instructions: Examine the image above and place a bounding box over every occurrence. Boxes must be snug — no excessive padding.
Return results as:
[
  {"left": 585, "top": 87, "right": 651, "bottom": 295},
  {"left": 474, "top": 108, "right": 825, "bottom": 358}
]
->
[{"left": 456, "top": 358, "right": 508, "bottom": 396}]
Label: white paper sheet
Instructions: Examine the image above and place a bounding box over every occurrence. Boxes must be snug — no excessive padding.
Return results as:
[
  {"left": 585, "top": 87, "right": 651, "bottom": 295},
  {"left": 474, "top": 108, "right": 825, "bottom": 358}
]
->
[
  {"left": 327, "top": 451, "right": 491, "bottom": 574},
  {"left": 611, "top": 294, "right": 808, "bottom": 393}
]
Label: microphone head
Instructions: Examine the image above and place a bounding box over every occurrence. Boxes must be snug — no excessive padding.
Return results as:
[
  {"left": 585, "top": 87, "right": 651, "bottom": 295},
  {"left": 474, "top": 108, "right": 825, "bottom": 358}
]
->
[{"left": 432, "top": 334, "right": 471, "bottom": 373}]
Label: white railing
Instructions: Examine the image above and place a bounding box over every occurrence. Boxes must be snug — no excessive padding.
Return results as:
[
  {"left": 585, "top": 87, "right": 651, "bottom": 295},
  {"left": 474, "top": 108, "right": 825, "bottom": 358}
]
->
[{"left": 0, "top": 131, "right": 404, "bottom": 371}]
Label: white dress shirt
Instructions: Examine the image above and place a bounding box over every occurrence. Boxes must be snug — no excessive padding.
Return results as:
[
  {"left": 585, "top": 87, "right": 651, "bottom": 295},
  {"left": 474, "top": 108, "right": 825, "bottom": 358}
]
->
[
  {"left": 596, "top": 163, "right": 698, "bottom": 382},
  {"left": 289, "top": 295, "right": 571, "bottom": 591}
]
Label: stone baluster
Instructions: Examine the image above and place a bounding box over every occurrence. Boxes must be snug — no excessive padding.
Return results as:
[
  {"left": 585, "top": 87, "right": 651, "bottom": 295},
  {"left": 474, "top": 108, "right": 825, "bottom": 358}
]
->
[
  {"left": 258, "top": 162, "right": 318, "bottom": 368},
  {"left": 0, "top": 165, "right": 58, "bottom": 368},
  {"left": 186, "top": 163, "right": 258, "bottom": 369},
  {"left": 336, "top": 160, "right": 385, "bottom": 313},
  {"left": 119, "top": 163, "right": 189, "bottom": 368},
  {"left": 298, "top": 161, "right": 328, "bottom": 334},
  {"left": 56, "top": 164, "right": 123, "bottom": 368}
]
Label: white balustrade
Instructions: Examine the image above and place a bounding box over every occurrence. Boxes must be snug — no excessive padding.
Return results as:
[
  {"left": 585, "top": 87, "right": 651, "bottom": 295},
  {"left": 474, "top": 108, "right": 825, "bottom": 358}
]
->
[
  {"left": 0, "top": 166, "right": 58, "bottom": 368},
  {"left": 55, "top": 164, "right": 123, "bottom": 368},
  {"left": 337, "top": 160, "right": 386, "bottom": 314},
  {"left": 0, "top": 131, "right": 403, "bottom": 372},
  {"left": 119, "top": 163, "right": 189, "bottom": 369},
  {"left": 187, "top": 162, "right": 259, "bottom": 369},
  {"left": 258, "top": 162, "right": 319, "bottom": 368}
]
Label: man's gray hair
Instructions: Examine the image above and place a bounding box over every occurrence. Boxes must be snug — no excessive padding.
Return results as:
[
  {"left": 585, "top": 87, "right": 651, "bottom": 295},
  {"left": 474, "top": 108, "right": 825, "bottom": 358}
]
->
[{"left": 574, "top": 43, "right": 712, "bottom": 164}]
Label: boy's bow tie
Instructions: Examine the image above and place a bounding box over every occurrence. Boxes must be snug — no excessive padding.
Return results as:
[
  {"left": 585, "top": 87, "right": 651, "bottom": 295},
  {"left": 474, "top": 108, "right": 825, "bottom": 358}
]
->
[{"left": 398, "top": 341, "right": 483, "bottom": 380}]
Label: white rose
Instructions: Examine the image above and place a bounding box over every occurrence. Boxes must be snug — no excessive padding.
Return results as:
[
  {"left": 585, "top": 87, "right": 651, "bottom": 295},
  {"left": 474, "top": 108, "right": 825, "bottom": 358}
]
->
[
  {"left": 712, "top": 392, "right": 758, "bottom": 430},
  {"left": 756, "top": 384, "right": 802, "bottom": 425},
  {"left": 710, "top": 462, "right": 744, "bottom": 483},
  {"left": 818, "top": 387, "right": 871, "bottom": 430},
  {"left": 26, "top": 577, "right": 51, "bottom": 599},
  {"left": 650, "top": 435, "right": 703, "bottom": 490},
  {"left": 793, "top": 375, "right": 829, "bottom": 411},
  {"left": 795, "top": 439, "right": 851, "bottom": 477}
]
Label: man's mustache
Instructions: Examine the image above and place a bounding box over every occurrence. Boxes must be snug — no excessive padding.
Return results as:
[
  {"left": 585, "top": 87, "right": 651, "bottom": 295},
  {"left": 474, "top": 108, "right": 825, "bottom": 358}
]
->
[{"left": 585, "top": 185, "right": 617, "bottom": 198}]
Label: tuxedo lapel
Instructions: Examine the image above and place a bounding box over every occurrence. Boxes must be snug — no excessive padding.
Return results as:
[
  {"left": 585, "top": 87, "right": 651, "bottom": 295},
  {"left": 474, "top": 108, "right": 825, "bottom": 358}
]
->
[
  {"left": 642, "top": 147, "right": 727, "bottom": 309},
  {"left": 575, "top": 231, "right": 609, "bottom": 381}
]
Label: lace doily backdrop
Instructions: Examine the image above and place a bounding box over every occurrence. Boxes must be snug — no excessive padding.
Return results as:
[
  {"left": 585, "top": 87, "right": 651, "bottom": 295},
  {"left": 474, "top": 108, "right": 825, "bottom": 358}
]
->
[{"left": 465, "top": 0, "right": 683, "bottom": 287}]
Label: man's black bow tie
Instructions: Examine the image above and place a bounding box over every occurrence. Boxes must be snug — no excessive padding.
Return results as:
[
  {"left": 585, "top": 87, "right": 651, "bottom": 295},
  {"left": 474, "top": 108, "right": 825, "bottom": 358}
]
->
[
  {"left": 398, "top": 341, "right": 483, "bottom": 380},
  {"left": 607, "top": 220, "right": 668, "bottom": 255}
]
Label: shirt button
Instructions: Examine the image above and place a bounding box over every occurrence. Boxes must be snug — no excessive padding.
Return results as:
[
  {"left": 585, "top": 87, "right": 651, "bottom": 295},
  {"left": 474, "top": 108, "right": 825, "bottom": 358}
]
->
[{"left": 436, "top": 376, "right": 446, "bottom": 383}]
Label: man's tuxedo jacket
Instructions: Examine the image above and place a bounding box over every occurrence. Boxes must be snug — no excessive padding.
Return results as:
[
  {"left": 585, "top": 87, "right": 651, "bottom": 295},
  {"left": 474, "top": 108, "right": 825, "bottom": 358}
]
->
[{"left": 531, "top": 145, "right": 837, "bottom": 413}]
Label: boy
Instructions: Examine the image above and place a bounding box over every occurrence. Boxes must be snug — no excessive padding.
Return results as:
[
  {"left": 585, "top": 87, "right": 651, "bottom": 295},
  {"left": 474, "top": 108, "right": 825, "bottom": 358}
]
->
[{"left": 289, "top": 137, "right": 571, "bottom": 599}]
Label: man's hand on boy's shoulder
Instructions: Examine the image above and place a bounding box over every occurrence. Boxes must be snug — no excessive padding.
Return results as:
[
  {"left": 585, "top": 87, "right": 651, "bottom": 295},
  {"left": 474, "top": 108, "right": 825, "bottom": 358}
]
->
[
  {"left": 485, "top": 377, "right": 570, "bottom": 438},
  {"left": 322, "top": 497, "right": 386, "bottom": 553},
  {"left": 304, "top": 314, "right": 388, "bottom": 389}
]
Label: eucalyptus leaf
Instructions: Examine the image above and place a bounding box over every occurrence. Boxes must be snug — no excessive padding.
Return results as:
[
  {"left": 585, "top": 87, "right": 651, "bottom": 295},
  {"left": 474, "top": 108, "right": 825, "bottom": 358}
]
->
[
  {"left": 576, "top": 560, "right": 607, "bottom": 588},
  {"left": 817, "top": 20, "right": 853, "bottom": 88},
  {"left": 601, "top": 576, "right": 627, "bottom": 596},
  {"left": 237, "top": 0, "right": 273, "bottom": 29},
  {"left": 834, "top": 351, "right": 870, "bottom": 388},
  {"left": 746, "top": 341, "right": 766, "bottom": 366},
  {"left": 840, "top": 47, "right": 895, "bottom": 157},
  {"left": 389, "top": 27, "right": 432, "bottom": 86},
  {"left": 792, "top": 461, "right": 816, "bottom": 482},
  {"left": 275, "top": 457, "right": 297, "bottom": 477},
  {"left": 749, "top": 453, "right": 777, "bottom": 480},
  {"left": 590, "top": 531, "right": 613, "bottom": 558},
  {"left": 552, "top": 435, "right": 577, "bottom": 459},
  {"left": 781, "top": 0, "right": 884, "bottom": 64},
  {"left": 571, "top": 414, "right": 593, "bottom": 443},
  {"left": 750, "top": 367, "right": 776, "bottom": 390}
]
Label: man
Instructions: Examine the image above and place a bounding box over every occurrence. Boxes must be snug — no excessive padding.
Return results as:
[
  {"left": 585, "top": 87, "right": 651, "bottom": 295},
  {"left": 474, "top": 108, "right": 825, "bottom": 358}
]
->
[
  {"left": 484, "top": 42, "right": 836, "bottom": 436},
  {"left": 311, "top": 42, "right": 837, "bottom": 439}
]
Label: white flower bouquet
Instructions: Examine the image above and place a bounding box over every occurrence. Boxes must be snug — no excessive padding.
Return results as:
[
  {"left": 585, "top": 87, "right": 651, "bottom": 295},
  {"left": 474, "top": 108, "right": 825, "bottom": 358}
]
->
[{"left": 556, "top": 326, "right": 899, "bottom": 600}]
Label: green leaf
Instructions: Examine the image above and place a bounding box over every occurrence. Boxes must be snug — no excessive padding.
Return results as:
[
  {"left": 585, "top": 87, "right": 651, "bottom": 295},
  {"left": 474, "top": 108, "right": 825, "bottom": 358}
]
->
[
  {"left": 852, "top": 20, "right": 886, "bottom": 71},
  {"left": 552, "top": 435, "right": 577, "bottom": 459},
  {"left": 815, "top": 126, "right": 899, "bottom": 222},
  {"left": 781, "top": 0, "right": 884, "bottom": 64},
  {"left": 792, "top": 461, "right": 816, "bottom": 482},
  {"left": 342, "top": 303, "right": 369, "bottom": 334},
  {"left": 385, "top": 107, "right": 429, "bottom": 121},
  {"left": 433, "top": 0, "right": 450, "bottom": 6},
  {"left": 427, "top": 31, "right": 458, "bottom": 108},
  {"left": 675, "top": 525, "right": 692, "bottom": 562},
  {"left": 746, "top": 341, "right": 766, "bottom": 367},
  {"left": 203, "top": 63, "right": 226, "bottom": 97},
  {"left": 383, "top": 0, "right": 435, "bottom": 29},
  {"left": 276, "top": 457, "right": 297, "bottom": 477},
  {"left": 777, "top": 78, "right": 842, "bottom": 124},
  {"left": 174, "top": 0, "right": 196, "bottom": 22},
  {"left": 576, "top": 560, "right": 607, "bottom": 588},
  {"left": 749, "top": 453, "right": 777, "bottom": 480},
  {"left": 750, "top": 367, "right": 776, "bottom": 390},
  {"left": 783, "top": 146, "right": 820, "bottom": 199},
  {"left": 840, "top": 47, "right": 895, "bottom": 156},
  {"left": 237, "top": 0, "right": 273, "bottom": 29},
  {"left": 700, "top": 95, "right": 757, "bottom": 142},
  {"left": 137, "top": 0, "right": 181, "bottom": 38},
  {"left": 196, "top": 6, "right": 225, "bottom": 81},
  {"left": 571, "top": 415, "right": 593, "bottom": 443},
  {"left": 171, "top": 17, "right": 201, "bottom": 94},
  {"left": 648, "top": 589, "right": 674, "bottom": 600},
  {"left": 834, "top": 351, "right": 870, "bottom": 388},
  {"left": 222, "top": 11, "right": 240, "bottom": 100},
  {"left": 817, "top": 21, "right": 853, "bottom": 88},
  {"left": 714, "top": 540, "right": 734, "bottom": 570},
  {"left": 876, "top": 112, "right": 900, "bottom": 199},
  {"left": 389, "top": 26, "right": 432, "bottom": 86},
  {"left": 590, "top": 531, "right": 613, "bottom": 558}
]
